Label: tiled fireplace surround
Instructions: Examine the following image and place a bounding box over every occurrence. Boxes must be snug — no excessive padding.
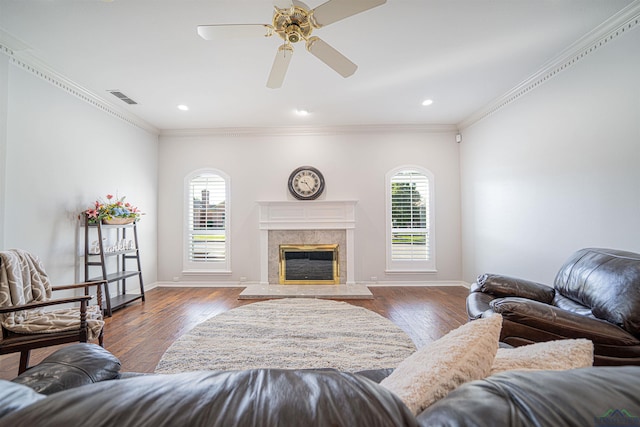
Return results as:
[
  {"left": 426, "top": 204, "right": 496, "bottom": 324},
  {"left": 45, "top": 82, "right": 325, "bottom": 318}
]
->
[{"left": 258, "top": 201, "right": 357, "bottom": 285}]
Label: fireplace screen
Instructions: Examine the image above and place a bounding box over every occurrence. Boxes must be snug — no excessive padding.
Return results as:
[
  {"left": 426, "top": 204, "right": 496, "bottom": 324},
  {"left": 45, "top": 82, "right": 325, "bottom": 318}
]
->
[{"left": 279, "top": 244, "right": 339, "bottom": 285}]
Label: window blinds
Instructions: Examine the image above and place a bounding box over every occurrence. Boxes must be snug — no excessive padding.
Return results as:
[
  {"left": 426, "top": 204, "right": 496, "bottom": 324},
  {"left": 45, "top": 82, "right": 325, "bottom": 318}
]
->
[
  {"left": 390, "top": 170, "right": 430, "bottom": 261},
  {"left": 187, "top": 173, "right": 227, "bottom": 262}
]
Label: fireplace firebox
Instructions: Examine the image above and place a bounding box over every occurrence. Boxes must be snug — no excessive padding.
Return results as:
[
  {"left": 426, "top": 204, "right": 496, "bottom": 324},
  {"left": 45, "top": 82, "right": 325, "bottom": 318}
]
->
[{"left": 279, "top": 244, "right": 339, "bottom": 285}]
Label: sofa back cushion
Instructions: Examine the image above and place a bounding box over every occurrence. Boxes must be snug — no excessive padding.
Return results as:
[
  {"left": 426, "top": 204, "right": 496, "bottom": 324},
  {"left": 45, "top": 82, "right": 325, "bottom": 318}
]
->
[
  {"left": 554, "top": 248, "right": 640, "bottom": 336},
  {"left": 416, "top": 366, "right": 640, "bottom": 427},
  {"left": 0, "top": 381, "right": 45, "bottom": 420},
  {"left": 2, "top": 369, "right": 417, "bottom": 427}
]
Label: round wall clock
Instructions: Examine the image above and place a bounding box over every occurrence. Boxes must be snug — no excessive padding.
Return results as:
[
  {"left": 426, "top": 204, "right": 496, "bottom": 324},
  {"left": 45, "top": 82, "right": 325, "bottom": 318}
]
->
[{"left": 288, "top": 166, "right": 325, "bottom": 200}]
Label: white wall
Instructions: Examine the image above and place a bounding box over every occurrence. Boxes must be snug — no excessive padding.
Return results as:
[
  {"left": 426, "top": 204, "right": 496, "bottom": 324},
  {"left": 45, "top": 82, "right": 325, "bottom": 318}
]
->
[
  {"left": 460, "top": 26, "right": 640, "bottom": 285},
  {"left": 158, "top": 129, "right": 462, "bottom": 285},
  {"left": 0, "top": 54, "right": 7, "bottom": 247},
  {"left": 1, "top": 61, "right": 159, "bottom": 289}
]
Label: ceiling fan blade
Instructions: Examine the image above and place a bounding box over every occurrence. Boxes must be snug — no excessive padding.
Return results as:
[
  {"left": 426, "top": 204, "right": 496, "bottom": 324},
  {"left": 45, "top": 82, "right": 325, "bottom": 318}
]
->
[
  {"left": 273, "top": 0, "right": 294, "bottom": 12},
  {"left": 197, "top": 24, "right": 273, "bottom": 40},
  {"left": 311, "top": 0, "right": 386, "bottom": 27},
  {"left": 266, "top": 44, "right": 294, "bottom": 89},
  {"left": 306, "top": 37, "right": 357, "bottom": 78}
]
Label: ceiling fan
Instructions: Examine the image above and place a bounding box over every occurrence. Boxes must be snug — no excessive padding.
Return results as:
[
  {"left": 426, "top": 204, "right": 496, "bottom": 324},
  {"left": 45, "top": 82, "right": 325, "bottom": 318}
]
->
[{"left": 197, "top": 0, "right": 386, "bottom": 89}]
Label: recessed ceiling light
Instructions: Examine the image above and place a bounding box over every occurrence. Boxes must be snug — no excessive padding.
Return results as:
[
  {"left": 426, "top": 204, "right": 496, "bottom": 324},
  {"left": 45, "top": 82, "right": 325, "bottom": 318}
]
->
[
  {"left": 422, "top": 99, "right": 434, "bottom": 106},
  {"left": 177, "top": 104, "right": 189, "bottom": 111},
  {"left": 295, "top": 109, "right": 309, "bottom": 116}
]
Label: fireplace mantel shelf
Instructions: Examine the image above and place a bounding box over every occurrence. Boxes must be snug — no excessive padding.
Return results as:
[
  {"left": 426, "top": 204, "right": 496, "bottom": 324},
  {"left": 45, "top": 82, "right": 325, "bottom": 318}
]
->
[
  {"left": 258, "top": 201, "right": 357, "bottom": 285},
  {"left": 258, "top": 200, "right": 357, "bottom": 230}
]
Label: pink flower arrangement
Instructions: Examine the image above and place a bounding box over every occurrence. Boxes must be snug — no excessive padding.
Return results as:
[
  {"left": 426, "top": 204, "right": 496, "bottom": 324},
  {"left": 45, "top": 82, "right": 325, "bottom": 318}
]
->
[{"left": 84, "top": 194, "right": 143, "bottom": 223}]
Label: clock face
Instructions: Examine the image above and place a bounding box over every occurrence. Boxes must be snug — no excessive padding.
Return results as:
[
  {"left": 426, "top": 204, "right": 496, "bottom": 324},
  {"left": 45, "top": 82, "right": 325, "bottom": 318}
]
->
[{"left": 288, "top": 166, "right": 325, "bottom": 200}]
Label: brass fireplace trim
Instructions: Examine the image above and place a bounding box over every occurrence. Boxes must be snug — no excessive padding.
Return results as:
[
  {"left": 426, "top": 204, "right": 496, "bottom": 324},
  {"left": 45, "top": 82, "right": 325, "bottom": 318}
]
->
[{"left": 279, "top": 244, "right": 339, "bottom": 285}]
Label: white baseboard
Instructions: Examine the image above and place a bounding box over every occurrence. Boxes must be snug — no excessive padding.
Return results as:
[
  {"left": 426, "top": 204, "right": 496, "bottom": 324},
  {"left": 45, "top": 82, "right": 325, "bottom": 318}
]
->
[
  {"left": 155, "top": 281, "right": 247, "bottom": 288},
  {"left": 154, "top": 280, "right": 469, "bottom": 288},
  {"left": 367, "top": 280, "right": 468, "bottom": 287}
]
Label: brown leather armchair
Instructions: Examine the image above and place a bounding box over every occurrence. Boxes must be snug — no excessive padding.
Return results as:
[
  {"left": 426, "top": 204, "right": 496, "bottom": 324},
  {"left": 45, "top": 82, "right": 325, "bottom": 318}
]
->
[{"left": 466, "top": 248, "right": 640, "bottom": 366}]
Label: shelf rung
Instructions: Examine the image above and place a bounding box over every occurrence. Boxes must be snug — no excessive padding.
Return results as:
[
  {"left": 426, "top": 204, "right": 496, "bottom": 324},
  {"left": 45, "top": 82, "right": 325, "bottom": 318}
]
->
[{"left": 89, "top": 271, "right": 141, "bottom": 283}]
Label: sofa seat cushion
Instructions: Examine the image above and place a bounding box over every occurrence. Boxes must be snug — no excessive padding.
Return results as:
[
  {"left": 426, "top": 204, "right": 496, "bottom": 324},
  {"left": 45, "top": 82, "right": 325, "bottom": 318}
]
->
[
  {"left": 2, "top": 305, "right": 104, "bottom": 341},
  {"left": 11, "top": 343, "right": 121, "bottom": 395},
  {"left": 416, "top": 366, "right": 640, "bottom": 427},
  {"left": 2, "top": 369, "right": 417, "bottom": 427},
  {"left": 552, "top": 294, "right": 595, "bottom": 318}
]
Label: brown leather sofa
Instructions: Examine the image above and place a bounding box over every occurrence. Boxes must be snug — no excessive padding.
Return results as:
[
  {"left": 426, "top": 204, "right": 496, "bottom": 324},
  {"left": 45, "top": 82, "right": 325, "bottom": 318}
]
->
[
  {"left": 3, "top": 343, "right": 640, "bottom": 426},
  {"left": 467, "top": 247, "right": 640, "bottom": 365}
]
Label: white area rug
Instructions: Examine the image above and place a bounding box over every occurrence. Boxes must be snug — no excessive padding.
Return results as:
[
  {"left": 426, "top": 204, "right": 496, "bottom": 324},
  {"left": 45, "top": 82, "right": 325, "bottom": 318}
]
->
[{"left": 155, "top": 298, "right": 416, "bottom": 374}]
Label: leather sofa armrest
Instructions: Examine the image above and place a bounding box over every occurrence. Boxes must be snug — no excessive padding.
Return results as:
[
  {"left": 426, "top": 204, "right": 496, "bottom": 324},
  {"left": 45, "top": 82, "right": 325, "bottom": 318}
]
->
[
  {"left": 11, "top": 343, "right": 121, "bottom": 395},
  {"left": 354, "top": 368, "right": 394, "bottom": 383},
  {"left": 475, "top": 274, "right": 555, "bottom": 303},
  {"left": 466, "top": 292, "right": 497, "bottom": 320},
  {"left": 491, "top": 297, "right": 640, "bottom": 346}
]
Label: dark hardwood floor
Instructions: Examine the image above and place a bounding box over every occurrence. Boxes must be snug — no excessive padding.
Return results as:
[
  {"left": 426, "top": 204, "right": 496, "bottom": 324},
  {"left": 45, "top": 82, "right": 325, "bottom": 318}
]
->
[{"left": 0, "top": 286, "right": 470, "bottom": 380}]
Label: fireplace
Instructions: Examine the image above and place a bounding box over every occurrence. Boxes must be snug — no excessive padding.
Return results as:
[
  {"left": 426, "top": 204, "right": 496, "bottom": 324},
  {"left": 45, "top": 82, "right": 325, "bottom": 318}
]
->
[
  {"left": 258, "top": 201, "right": 357, "bottom": 285},
  {"left": 279, "top": 244, "right": 339, "bottom": 284}
]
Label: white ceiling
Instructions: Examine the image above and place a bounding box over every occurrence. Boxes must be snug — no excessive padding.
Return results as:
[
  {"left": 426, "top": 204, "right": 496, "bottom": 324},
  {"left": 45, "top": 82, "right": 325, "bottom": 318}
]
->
[{"left": 0, "top": 0, "right": 634, "bottom": 131}]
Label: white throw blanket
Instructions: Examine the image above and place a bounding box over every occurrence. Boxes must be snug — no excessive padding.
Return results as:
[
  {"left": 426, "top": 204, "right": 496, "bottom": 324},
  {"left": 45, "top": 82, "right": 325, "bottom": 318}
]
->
[{"left": 0, "top": 249, "right": 103, "bottom": 340}]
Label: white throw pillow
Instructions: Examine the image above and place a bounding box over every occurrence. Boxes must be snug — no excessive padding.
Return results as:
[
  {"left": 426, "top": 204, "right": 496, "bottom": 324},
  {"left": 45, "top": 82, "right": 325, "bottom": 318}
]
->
[
  {"left": 490, "top": 338, "right": 593, "bottom": 375},
  {"left": 380, "top": 314, "right": 502, "bottom": 415}
]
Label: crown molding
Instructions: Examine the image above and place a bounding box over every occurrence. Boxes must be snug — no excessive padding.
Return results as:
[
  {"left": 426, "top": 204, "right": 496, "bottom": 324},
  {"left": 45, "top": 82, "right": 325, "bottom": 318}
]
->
[
  {"left": 458, "top": 0, "right": 640, "bottom": 130},
  {"left": 0, "top": 32, "right": 159, "bottom": 136},
  {"left": 159, "top": 123, "right": 458, "bottom": 138}
]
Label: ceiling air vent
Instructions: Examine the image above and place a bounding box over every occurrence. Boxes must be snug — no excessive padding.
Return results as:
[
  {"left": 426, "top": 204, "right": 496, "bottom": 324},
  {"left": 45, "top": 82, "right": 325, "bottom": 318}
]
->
[{"left": 108, "top": 90, "right": 137, "bottom": 105}]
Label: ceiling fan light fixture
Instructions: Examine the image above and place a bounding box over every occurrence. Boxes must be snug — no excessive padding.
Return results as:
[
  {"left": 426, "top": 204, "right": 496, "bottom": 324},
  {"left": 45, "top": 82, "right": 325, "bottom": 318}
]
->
[
  {"left": 285, "top": 25, "right": 302, "bottom": 43},
  {"left": 422, "top": 99, "right": 434, "bottom": 106}
]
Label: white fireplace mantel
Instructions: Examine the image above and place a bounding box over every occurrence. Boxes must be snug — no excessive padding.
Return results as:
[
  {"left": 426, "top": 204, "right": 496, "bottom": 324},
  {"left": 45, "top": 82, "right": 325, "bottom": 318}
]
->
[{"left": 258, "top": 201, "right": 357, "bottom": 285}]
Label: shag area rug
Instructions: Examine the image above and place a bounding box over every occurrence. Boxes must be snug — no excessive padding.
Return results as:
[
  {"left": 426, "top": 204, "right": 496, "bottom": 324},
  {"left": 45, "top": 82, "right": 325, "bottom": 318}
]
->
[{"left": 155, "top": 298, "right": 416, "bottom": 374}]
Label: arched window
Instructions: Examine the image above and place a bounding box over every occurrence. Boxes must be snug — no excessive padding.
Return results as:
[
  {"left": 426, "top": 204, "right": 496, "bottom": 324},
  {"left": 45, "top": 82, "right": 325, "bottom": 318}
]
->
[
  {"left": 385, "top": 166, "right": 435, "bottom": 272},
  {"left": 184, "top": 169, "right": 230, "bottom": 272}
]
